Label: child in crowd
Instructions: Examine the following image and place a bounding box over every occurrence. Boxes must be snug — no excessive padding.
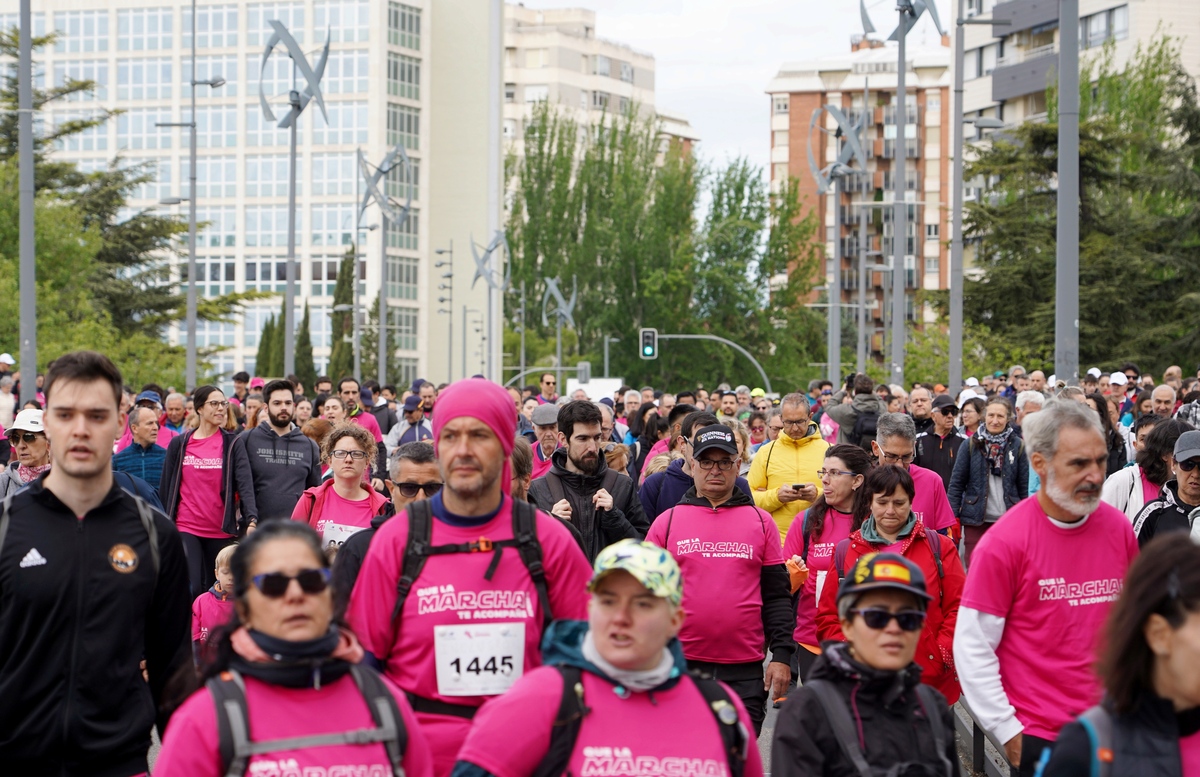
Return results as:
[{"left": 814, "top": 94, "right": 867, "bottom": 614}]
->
[{"left": 191, "top": 543, "right": 236, "bottom": 661}]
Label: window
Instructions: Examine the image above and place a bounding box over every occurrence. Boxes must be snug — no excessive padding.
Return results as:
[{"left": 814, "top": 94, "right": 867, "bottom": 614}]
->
[
  {"left": 594, "top": 55, "right": 610, "bottom": 77},
  {"left": 182, "top": 157, "right": 237, "bottom": 199},
  {"left": 123, "top": 158, "right": 172, "bottom": 201},
  {"left": 312, "top": 103, "right": 368, "bottom": 145},
  {"left": 185, "top": 56, "right": 237, "bottom": 97},
  {"left": 592, "top": 91, "right": 610, "bottom": 110},
  {"left": 311, "top": 153, "right": 356, "bottom": 196},
  {"left": 396, "top": 358, "right": 419, "bottom": 389},
  {"left": 54, "top": 11, "right": 106, "bottom": 54},
  {"left": 245, "top": 257, "right": 294, "bottom": 292},
  {"left": 195, "top": 320, "right": 236, "bottom": 348},
  {"left": 190, "top": 257, "right": 236, "bottom": 298},
  {"left": 118, "top": 8, "right": 173, "bottom": 52},
  {"left": 386, "top": 157, "right": 420, "bottom": 202},
  {"left": 197, "top": 206, "right": 237, "bottom": 247},
  {"left": 308, "top": 305, "right": 331, "bottom": 348},
  {"left": 966, "top": 48, "right": 982, "bottom": 80},
  {"left": 620, "top": 62, "right": 634, "bottom": 83},
  {"left": 314, "top": 0, "right": 368, "bottom": 43},
  {"left": 245, "top": 205, "right": 299, "bottom": 247},
  {"left": 773, "top": 130, "right": 789, "bottom": 148},
  {"left": 388, "top": 53, "right": 421, "bottom": 100},
  {"left": 525, "top": 49, "right": 547, "bottom": 69},
  {"left": 503, "top": 118, "right": 518, "bottom": 139},
  {"left": 925, "top": 223, "right": 940, "bottom": 241},
  {"left": 772, "top": 162, "right": 788, "bottom": 181},
  {"left": 246, "top": 108, "right": 297, "bottom": 147},
  {"left": 925, "top": 255, "right": 940, "bottom": 274},
  {"left": 386, "top": 255, "right": 419, "bottom": 301},
  {"left": 388, "top": 3, "right": 421, "bottom": 50},
  {"left": 387, "top": 104, "right": 419, "bottom": 150},
  {"left": 981, "top": 43, "right": 998, "bottom": 76},
  {"left": 1111, "top": 5, "right": 1129, "bottom": 41},
  {"left": 311, "top": 204, "right": 357, "bottom": 247},
  {"left": 183, "top": 4, "right": 237, "bottom": 49},
  {"left": 389, "top": 307, "right": 418, "bottom": 352},
  {"left": 0, "top": 12, "right": 45, "bottom": 38},
  {"left": 618, "top": 96, "right": 630, "bottom": 115},
  {"left": 525, "top": 85, "right": 548, "bottom": 103},
  {"left": 773, "top": 95, "right": 789, "bottom": 115},
  {"left": 504, "top": 83, "right": 515, "bottom": 103},
  {"left": 117, "top": 58, "right": 172, "bottom": 101},
  {"left": 243, "top": 306, "right": 274, "bottom": 348},
  {"left": 118, "top": 109, "right": 172, "bottom": 150},
  {"left": 1082, "top": 5, "right": 1128, "bottom": 49},
  {"left": 386, "top": 209, "right": 419, "bottom": 250},
  {"left": 55, "top": 60, "right": 108, "bottom": 102},
  {"left": 247, "top": 3, "right": 303, "bottom": 46},
  {"left": 324, "top": 50, "right": 369, "bottom": 94},
  {"left": 579, "top": 89, "right": 589, "bottom": 110},
  {"left": 1085, "top": 10, "right": 1108, "bottom": 48},
  {"left": 252, "top": 52, "right": 294, "bottom": 98},
  {"left": 927, "top": 96, "right": 941, "bottom": 112},
  {"left": 53, "top": 113, "right": 107, "bottom": 152},
  {"left": 310, "top": 257, "right": 338, "bottom": 297},
  {"left": 245, "top": 155, "right": 298, "bottom": 197}
]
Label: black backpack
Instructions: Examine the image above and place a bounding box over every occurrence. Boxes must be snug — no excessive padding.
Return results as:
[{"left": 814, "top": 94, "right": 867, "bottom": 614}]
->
[
  {"left": 530, "top": 665, "right": 749, "bottom": 777},
  {"left": 208, "top": 664, "right": 408, "bottom": 777},
  {"left": 391, "top": 498, "right": 552, "bottom": 629},
  {"left": 851, "top": 410, "right": 880, "bottom": 451}
]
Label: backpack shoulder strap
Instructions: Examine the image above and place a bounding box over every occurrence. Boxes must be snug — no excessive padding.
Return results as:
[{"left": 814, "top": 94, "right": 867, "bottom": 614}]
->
[
  {"left": 512, "top": 498, "right": 553, "bottom": 630},
  {"left": 544, "top": 471, "right": 567, "bottom": 505},
  {"left": 600, "top": 467, "right": 620, "bottom": 495},
  {"left": 133, "top": 495, "right": 161, "bottom": 578},
  {"left": 914, "top": 684, "right": 955, "bottom": 777},
  {"left": 208, "top": 670, "right": 251, "bottom": 777},
  {"left": 688, "top": 673, "right": 749, "bottom": 777},
  {"left": 664, "top": 506, "right": 677, "bottom": 548},
  {"left": 833, "top": 539, "right": 850, "bottom": 580},
  {"left": 764, "top": 440, "right": 775, "bottom": 472},
  {"left": 1077, "top": 705, "right": 1114, "bottom": 777},
  {"left": 925, "top": 529, "right": 944, "bottom": 581},
  {"left": 804, "top": 679, "right": 873, "bottom": 777},
  {"left": 0, "top": 493, "right": 14, "bottom": 563},
  {"left": 349, "top": 664, "right": 408, "bottom": 776},
  {"left": 393, "top": 500, "right": 434, "bottom": 623},
  {"left": 532, "top": 665, "right": 589, "bottom": 777},
  {"left": 800, "top": 510, "right": 811, "bottom": 563}
]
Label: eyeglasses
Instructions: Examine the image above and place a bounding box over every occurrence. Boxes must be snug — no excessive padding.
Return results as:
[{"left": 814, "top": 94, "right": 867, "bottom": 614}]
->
[
  {"left": 395, "top": 481, "right": 443, "bottom": 498},
  {"left": 750, "top": 425, "right": 766, "bottom": 432},
  {"left": 781, "top": 418, "right": 808, "bottom": 427},
  {"left": 1178, "top": 459, "right": 1200, "bottom": 472},
  {"left": 879, "top": 451, "right": 915, "bottom": 465},
  {"left": 252, "top": 568, "right": 331, "bottom": 598},
  {"left": 205, "top": 400, "right": 230, "bottom": 409},
  {"left": 817, "top": 468, "right": 857, "bottom": 478},
  {"left": 696, "top": 458, "right": 736, "bottom": 471},
  {"left": 331, "top": 449, "right": 369, "bottom": 460},
  {"left": 851, "top": 608, "right": 926, "bottom": 632},
  {"left": 7, "top": 431, "right": 41, "bottom": 444}
]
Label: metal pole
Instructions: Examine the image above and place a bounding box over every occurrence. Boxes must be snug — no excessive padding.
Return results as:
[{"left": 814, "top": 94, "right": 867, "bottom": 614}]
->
[
  {"left": 891, "top": 2, "right": 909, "bottom": 387},
  {"left": 17, "top": 0, "right": 35, "bottom": 403},
  {"left": 858, "top": 204, "right": 868, "bottom": 374},
  {"left": 378, "top": 216, "right": 388, "bottom": 384},
  {"left": 486, "top": 0, "right": 504, "bottom": 381},
  {"left": 949, "top": 0, "right": 967, "bottom": 394},
  {"left": 604, "top": 336, "right": 610, "bottom": 378},
  {"left": 829, "top": 176, "right": 843, "bottom": 383},
  {"left": 462, "top": 305, "right": 468, "bottom": 379},
  {"left": 555, "top": 316, "right": 563, "bottom": 395},
  {"left": 185, "top": 0, "right": 198, "bottom": 391},
  {"left": 447, "top": 243, "right": 455, "bottom": 383},
  {"left": 1056, "top": 0, "right": 1080, "bottom": 385},
  {"left": 283, "top": 80, "right": 299, "bottom": 377},
  {"left": 518, "top": 279, "right": 525, "bottom": 381}
]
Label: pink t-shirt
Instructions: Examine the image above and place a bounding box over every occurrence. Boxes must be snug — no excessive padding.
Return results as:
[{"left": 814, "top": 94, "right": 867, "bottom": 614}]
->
[
  {"left": 1141, "top": 470, "right": 1160, "bottom": 508},
  {"left": 175, "top": 432, "right": 229, "bottom": 538},
  {"left": 961, "top": 496, "right": 1138, "bottom": 740},
  {"left": 154, "top": 670, "right": 433, "bottom": 777},
  {"left": 909, "top": 463, "right": 957, "bottom": 532},
  {"left": 1182, "top": 729, "right": 1200, "bottom": 777},
  {"left": 349, "top": 409, "right": 384, "bottom": 443},
  {"left": 783, "top": 507, "right": 855, "bottom": 646},
  {"left": 346, "top": 497, "right": 592, "bottom": 776},
  {"left": 457, "top": 665, "right": 765, "bottom": 777},
  {"left": 314, "top": 488, "right": 377, "bottom": 548},
  {"left": 191, "top": 589, "right": 234, "bottom": 644},
  {"left": 646, "top": 501, "right": 784, "bottom": 664}
]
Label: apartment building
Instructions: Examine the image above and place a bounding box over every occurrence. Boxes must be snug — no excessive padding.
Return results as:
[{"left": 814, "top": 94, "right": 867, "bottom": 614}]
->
[
  {"left": 766, "top": 37, "right": 952, "bottom": 358},
  {"left": 8, "top": 0, "right": 502, "bottom": 389}
]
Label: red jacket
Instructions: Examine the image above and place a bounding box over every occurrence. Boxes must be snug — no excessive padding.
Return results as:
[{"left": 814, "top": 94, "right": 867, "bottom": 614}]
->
[{"left": 815, "top": 519, "right": 964, "bottom": 704}]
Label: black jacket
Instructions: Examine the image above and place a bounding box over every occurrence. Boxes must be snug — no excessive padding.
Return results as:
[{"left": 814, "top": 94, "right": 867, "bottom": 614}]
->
[
  {"left": 1132, "top": 480, "right": 1200, "bottom": 548},
  {"left": 528, "top": 448, "right": 649, "bottom": 562},
  {"left": 912, "top": 415, "right": 936, "bottom": 437},
  {"left": 230, "top": 423, "right": 322, "bottom": 523},
  {"left": 160, "top": 428, "right": 254, "bottom": 536},
  {"left": 371, "top": 403, "right": 399, "bottom": 437},
  {"left": 1043, "top": 694, "right": 1200, "bottom": 777},
  {"left": 0, "top": 477, "right": 193, "bottom": 777},
  {"left": 772, "top": 643, "right": 957, "bottom": 777},
  {"left": 913, "top": 429, "right": 968, "bottom": 491}
]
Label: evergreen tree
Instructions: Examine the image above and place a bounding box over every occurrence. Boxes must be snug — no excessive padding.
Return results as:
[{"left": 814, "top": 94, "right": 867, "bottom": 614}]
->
[
  {"left": 255, "top": 314, "right": 276, "bottom": 377},
  {"left": 294, "top": 302, "right": 317, "bottom": 391},
  {"left": 328, "top": 248, "right": 357, "bottom": 381},
  {"left": 268, "top": 297, "right": 287, "bottom": 377},
  {"left": 361, "top": 296, "right": 403, "bottom": 386}
]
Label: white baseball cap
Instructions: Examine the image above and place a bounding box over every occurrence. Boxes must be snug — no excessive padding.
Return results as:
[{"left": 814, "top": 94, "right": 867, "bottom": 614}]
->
[
  {"left": 10, "top": 408, "right": 43, "bottom": 434},
  {"left": 965, "top": 377, "right": 979, "bottom": 387},
  {"left": 1087, "top": 367, "right": 1102, "bottom": 379},
  {"left": 0, "top": 353, "right": 14, "bottom": 365},
  {"left": 1110, "top": 372, "right": 1128, "bottom": 386}
]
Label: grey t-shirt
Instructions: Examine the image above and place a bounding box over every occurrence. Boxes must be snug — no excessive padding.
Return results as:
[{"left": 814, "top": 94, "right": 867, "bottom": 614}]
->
[{"left": 985, "top": 472, "right": 1006, "bottom": 522}]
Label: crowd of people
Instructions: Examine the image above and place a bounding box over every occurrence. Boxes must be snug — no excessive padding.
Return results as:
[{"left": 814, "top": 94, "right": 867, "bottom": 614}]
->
[{"left": 3, "top": 353, "right": 1200, "bottom": 777}]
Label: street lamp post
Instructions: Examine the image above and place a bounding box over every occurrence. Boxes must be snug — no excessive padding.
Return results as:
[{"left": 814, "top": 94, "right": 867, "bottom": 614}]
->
[
  {"left": 603, "top": 336, "right": 620, "bottom": 378},
  {"left": 1056, "top": 0, "right": 1081, "bottom": 385},
  {"left": 890, "top": 0, "right": 912, "bottom": 388},
  {"left": 18, "top": 0, "right": 34, "bottom": 404},
  {"left": 436, "top": 242, "right": 454, "bottom": 383}
]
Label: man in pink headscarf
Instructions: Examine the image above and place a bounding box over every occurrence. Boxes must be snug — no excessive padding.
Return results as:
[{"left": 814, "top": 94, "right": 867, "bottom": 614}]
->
[{"left": 347, "top": 378, "right": 592, "bottom": 777}]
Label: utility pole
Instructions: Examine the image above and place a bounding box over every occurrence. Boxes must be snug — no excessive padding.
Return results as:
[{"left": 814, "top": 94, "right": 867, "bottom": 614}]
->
[
  {"left": 890, "top": 0, "right": 912, "bottom": 387},
  {"left": 436, "top": 242, "right": 454, "bottom": 383},
  {"left": 829, "top": 175, "right": 843, "bottom": 384},
  {"left": 949, "top": 0, "right": 968, "bottom": 396},
  {"left": 1056, "top": 0, "right": 1081, "bottom": 385},
  {"left": 858, "top": 205, "right": 868, "bottom": 374},
  {"left": 17, "top": 0, "right": 35, "bottom": 403}
]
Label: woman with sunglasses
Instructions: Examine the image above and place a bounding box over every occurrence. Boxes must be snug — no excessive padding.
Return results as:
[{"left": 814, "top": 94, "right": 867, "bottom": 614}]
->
[
  {"left": 155, "top": 521, "right": 433, "bottom": 777},
  {"left": 162, "top": 385, "right": 253, "bottom": 596},
  {"left": 782, "top": 444, "right": 873, "bottom": 681},
  {"left": 293, "top": 423, "right": 390, "bottom": 559},
  {"left": 1, "top": 409, "right": 50, "bottom": 498},
  {"left": 815, "top": 465, "right": 965, "bottom": 704},
  {"left": 773, "top": 552, "right": 958, "bottom": 777}
]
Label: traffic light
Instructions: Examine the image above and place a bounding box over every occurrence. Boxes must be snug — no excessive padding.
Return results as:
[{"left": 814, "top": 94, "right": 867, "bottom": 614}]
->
[{"left": 639, "top": 328, "right": 658, "bottom": 360}]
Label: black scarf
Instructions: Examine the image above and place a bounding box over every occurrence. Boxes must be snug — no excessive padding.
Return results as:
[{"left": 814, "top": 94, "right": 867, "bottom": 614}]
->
[{"left": 230, "top": 627, "right": 351, "bottom": 690}]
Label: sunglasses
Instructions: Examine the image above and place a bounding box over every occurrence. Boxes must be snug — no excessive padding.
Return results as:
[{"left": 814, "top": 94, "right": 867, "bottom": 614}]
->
[
  {"left": 7, "top": 431, "right": 41, "bottom": 444},
  {"left": 1178, "top": 459, "right": 1200, "bottom": 472},
  {"left": 395, "top": 481, "right": 443, "bottom": 498},
  {"left": 251, "top": 568, "right": 331, "bottom": 598},
  {"left": 851, "top": 608, "right": 926, "bottom": 631}
]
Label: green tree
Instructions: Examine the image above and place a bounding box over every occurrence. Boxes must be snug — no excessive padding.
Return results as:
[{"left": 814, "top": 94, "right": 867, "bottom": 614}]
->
[
  {"left": 255, "top": 314, "right": 276, "bottom": 377},
  {"left": 328, "top": 248, "right": 357, "bottom": 381},
  {"left": 267, "top": 297, "right": 287, "bottom": 377},
  {"left": 294, "top": 302, "right": 317, "bottom": 390}
]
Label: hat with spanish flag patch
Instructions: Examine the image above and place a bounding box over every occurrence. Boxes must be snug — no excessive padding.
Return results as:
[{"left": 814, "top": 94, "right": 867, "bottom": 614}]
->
[{"left": 837, "top": 552, "right": 931, "bottom": 606}]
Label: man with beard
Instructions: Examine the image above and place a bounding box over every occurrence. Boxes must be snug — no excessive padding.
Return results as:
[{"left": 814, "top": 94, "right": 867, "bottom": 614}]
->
[
  {"left": 954, "top": 399, "right": 1138, "bottom": 777},
  {"left": 528, "top": 400, "right": 648, "bottom": 562},
  {"left": 230, "top": 379, "right": 322, "bottom": 523}
]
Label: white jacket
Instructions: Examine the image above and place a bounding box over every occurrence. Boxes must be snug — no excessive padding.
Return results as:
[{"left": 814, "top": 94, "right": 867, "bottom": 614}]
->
[{"left": 1101, "top": 464, "right": 1151, "bottom": 522}]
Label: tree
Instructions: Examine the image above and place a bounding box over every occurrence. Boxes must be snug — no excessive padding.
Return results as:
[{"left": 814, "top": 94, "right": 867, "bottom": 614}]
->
[
  {"left": 294, "top": 302, "right": 317, "bottom": 390},
  {"left": 328, "top": 248, "right": 357, "bottom": 381},
  {"left": 360, "top": 297, "right": 404, "bottom": 387},
  {"left": 255, "top": 314, "right": 276, "bottom": 378}
]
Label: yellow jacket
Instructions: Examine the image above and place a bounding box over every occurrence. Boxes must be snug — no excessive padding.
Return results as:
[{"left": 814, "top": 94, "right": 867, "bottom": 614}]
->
[{"left": 749, "top": 423, "right": 830, "bottom": 542}]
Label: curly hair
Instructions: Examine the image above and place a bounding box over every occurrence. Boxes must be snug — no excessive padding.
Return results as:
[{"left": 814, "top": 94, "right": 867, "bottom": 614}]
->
[{"left": 321, "top": 422, "right": 376, "bottom": 464}]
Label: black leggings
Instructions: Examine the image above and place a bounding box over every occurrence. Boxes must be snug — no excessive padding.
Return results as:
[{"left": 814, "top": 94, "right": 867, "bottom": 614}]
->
[{"left": 179, "top": 532, "right": 237, "bottom": 597}]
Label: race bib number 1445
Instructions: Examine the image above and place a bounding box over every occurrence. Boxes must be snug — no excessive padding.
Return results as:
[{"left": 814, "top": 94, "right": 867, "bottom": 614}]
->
[{"left": 434, "top": 622, "right": 525, "bottom": 697}]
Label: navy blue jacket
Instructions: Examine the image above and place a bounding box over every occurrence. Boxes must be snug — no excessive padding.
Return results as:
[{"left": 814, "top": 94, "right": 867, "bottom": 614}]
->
[
  {"left": 639, "top": 457, "right": 752, "bottom": 521},
  {"left": 947, "top": 430, "right": 1029, "bottom": 526},
  {"left": 112, "top": 441, "right": 167, "bottom": 495}
]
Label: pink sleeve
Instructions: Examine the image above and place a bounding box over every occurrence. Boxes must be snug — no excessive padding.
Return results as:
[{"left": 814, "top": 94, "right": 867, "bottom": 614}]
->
[
  {"left": 539, "top": 514, "right": 593, "bottom": 621},
  {"left": 381, "top": 674, "right": 435, "bottom": 777},
  {"left": 782, "top": 511, "right": 806, "bottom": 559},
  {"left": 346, "top": 512, "right": 409, "bottom": 659},
  {"left": 191, "top": 596, "right": 202, "bottom": 642},
  {"left": 290, "top": 493, "right": 312, "bottom": 523},
  {"left": 455, "top": 667, "right": 561, "bottom": 777},
  {"left": 155, "top": 688, "right": 225, "bottom": 777},
  {"left": 761, "top": 508, "right": 784, "bottom": 565}
]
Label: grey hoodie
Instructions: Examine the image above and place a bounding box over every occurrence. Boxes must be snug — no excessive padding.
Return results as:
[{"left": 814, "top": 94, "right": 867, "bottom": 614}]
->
[
  {"left": 230, "top": 422, "right": 322, "bottom": 522},
  {"left": 0, "top": 461, "right": 30, "bottom": 499},
  {"left": 825, "top": 390, "right": 888, "bottom": 446}
]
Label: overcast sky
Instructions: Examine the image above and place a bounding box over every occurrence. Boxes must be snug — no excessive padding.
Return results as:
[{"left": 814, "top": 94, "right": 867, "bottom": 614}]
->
[{"left": 514, "top": 0, "right": 950, "bottom": 175}]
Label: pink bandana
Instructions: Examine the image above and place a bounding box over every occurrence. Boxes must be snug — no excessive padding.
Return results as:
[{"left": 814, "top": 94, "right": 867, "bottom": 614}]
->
[
  {"left": 17, "top": 463, "right": 50, "bottom": 484},
  {"left": 431, "top": 379, "right": 517, "bottom": 496}
]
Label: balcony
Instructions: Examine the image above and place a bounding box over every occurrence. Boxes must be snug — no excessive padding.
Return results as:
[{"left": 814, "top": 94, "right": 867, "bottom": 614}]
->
[
  {"left": 992, "top": 0, "right": 1058, "bottom": 36},
  {"left": 844, "top": 110, "right": 875, "bottom": 129},
  {"left": 839, "top": 236, "right": 861, "bottom": 257},
  {"left": 882, "top": 139, "right": 920, "bottom": 159},
  {"left": 992, "top": 43, "right": 1057, "bottom": 102},
  {"left": 843, "top": 172, "right": 876, "bottom": 195},
  {"left": 883, "top": 106, "right": 922, "bottom": 126},
  {"left": 882, "top": 171, "right": 920, "bottom": 192},
  {"left": 995, "top": 42, "right": 1056, "bottom": 68}
]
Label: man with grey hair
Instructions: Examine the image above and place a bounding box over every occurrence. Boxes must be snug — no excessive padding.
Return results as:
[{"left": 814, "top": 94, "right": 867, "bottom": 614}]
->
[
  {"left": 955, "top": 399, "right": 1138, "bottom": 777},
  {"left": 1151, "top": 384, "right": 1177, "bottom": 418},
  {"left": 111, "top": 406, "right": 168, "bottom": 496},
  {"left": 870, "top": 413, "right": 957, "bottom": 534},
  {"left": 162, "top": 392, "right": 187, "bottom": 434},
  {"left": 1015, "top": 390, "right": 1044, "bottom": 427}
]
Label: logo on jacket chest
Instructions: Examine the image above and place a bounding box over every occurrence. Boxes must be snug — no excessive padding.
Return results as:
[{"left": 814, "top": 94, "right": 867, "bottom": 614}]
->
[
  {"left": 580, "top": 747, "right": 727, "bottom": 777},
  {"left": 674, "top": 537, "right": 753, "bottom": 560},
  {"left": 108, "top": 544, "right": 139, "bottom": 574},
  {"left": 415, "top": 584, "right": 534, "bottom": 620}
]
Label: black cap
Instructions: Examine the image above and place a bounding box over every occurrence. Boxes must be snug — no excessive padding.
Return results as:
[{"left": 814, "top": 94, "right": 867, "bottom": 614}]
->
[
  {"left": 691, "top": 424, "right": 739, "bottom": 457},
  {"left": 837, "top": 552, "right": 931, "bottom": 605},
  {"left": 931, "top": 394, "right": 957, "bottom": 413}
]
